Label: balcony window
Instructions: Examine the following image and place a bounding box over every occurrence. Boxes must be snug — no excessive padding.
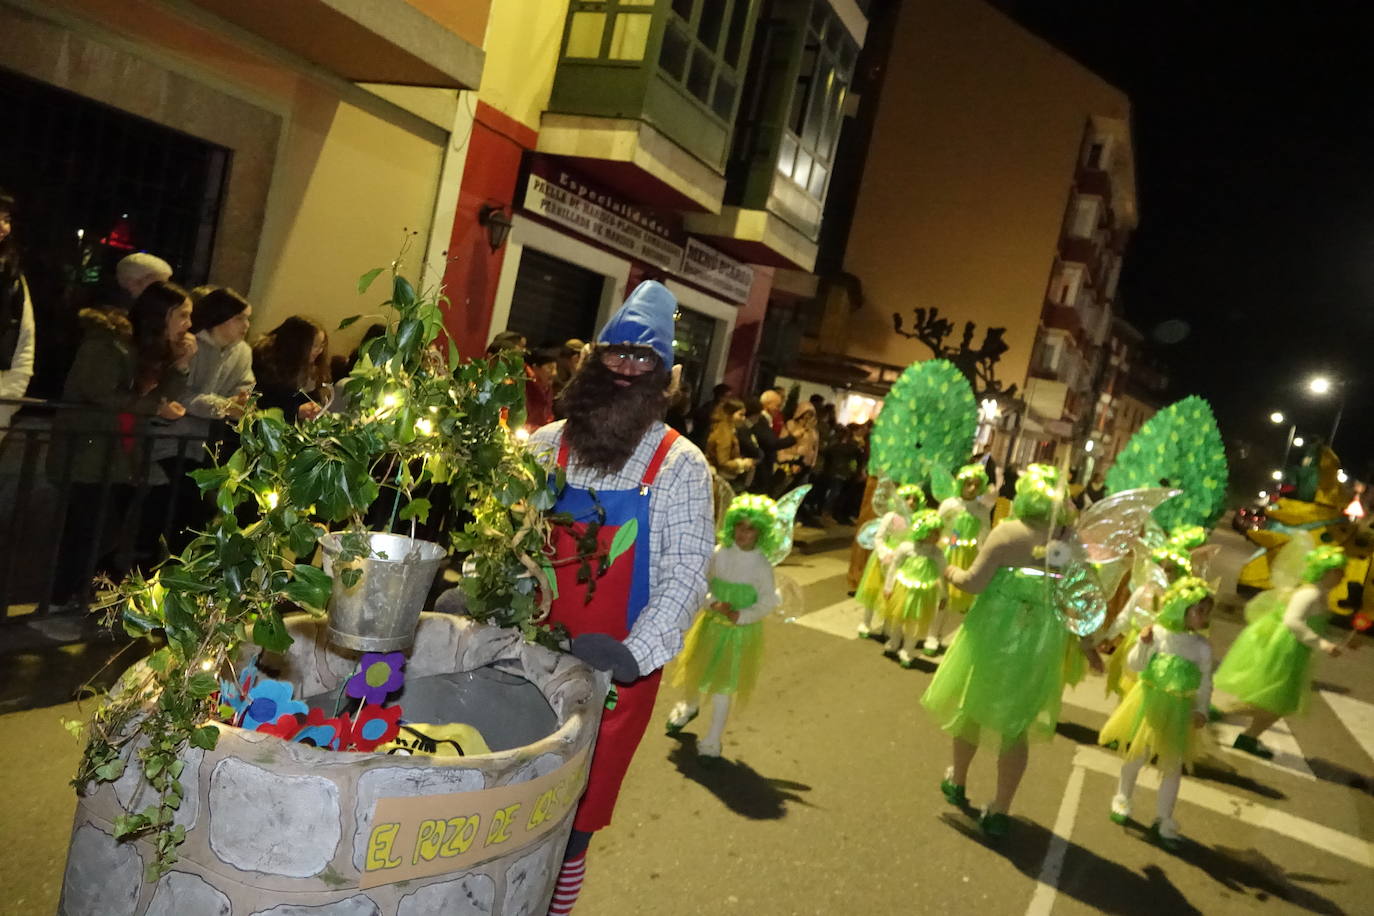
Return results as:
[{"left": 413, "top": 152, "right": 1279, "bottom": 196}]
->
[
  {"left": 775, "top": 3, "right": 857, "bottom": 204},
  {"left": 562, "top": 0, "right": 661, "bottom": 62},
  {"left": 670, "top": 0, "right": 756, "bottom": 120}
]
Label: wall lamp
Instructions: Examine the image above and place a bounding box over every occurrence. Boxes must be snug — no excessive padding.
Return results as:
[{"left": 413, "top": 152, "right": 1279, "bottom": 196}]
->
[{"left": 478, "top": 204, "right": 513, "bottom": 253}]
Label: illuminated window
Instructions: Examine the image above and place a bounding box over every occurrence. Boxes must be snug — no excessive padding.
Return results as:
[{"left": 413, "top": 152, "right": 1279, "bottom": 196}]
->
[
  {"left": 776, "top": 4, "right": 857, "bottom": 203},
  {"left": 658, "top": 0, "right": 757, "bottom": 122}
]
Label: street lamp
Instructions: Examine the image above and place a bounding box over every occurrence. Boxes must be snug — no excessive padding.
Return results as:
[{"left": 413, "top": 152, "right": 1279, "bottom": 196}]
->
[
  {"left": 1271, "top": 470, "right": 1283, "bottom": 481},
  {"left": 1293, "top": 436, "right": 1305, "bottom": 448},
  {"left": 1307, "top": 375, "right": 1345, "bottom": 448},
  {"left": 1270, "top": 411, "right": 1285, "bottom": 425}
]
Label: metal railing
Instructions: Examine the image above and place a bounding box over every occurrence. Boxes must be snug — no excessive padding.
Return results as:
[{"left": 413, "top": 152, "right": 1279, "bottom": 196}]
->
[{"left": 1, "top": 398, "right": 223, "bottom": 648}]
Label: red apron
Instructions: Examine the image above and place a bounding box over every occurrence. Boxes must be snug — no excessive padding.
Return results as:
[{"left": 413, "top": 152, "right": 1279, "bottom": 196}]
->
[{"left": 547, "top": 426, "right": 677, "bottom": 832}]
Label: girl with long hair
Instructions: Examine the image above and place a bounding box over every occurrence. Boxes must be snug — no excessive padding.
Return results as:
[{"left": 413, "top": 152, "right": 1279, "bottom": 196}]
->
[
  {"left": 252, "top": 316, "right": 330, "bottom": 422},
  {"left": 48, "top": 279, "right": 195, "bottom": 606}
]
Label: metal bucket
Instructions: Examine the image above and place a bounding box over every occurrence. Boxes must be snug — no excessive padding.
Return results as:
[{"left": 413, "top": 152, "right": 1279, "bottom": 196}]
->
[{"left": 320, "top": 532, "right": 447, "bottom": 651}]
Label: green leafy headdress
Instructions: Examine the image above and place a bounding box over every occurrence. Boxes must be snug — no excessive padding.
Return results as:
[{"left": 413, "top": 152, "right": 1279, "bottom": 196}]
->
[
  {"left": 869, "top": 359, "right": 977, "bottom": 487},
  {"left": 1012, "top": 464, "right": 1072, "bottom": 525},
  {"left": 1156, "top": 576, "right": 1214, "bottom": 632},
  {"left": 1105, "top": 396, "right": 1228, "bottom": 531},
  {"left": 956, "top": 463, "right": 989, "bottom": 495},
  {"left": 721, "top": 493, "right": 782, "bottom": 557},
  {"left": 1303, "top": 545, "right": 1346, "bottom": 584},
  {"left": 909, "top": 508, "right": 943, "bottom": 540}
]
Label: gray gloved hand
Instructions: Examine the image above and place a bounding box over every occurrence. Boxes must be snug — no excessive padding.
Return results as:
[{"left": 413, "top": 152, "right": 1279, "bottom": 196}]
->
[
  {"left": 433, "top": 587, "right": 469, "bottom": 616},
  {"left": 570, "top": 633, "right": 639, "bottom": 684}
]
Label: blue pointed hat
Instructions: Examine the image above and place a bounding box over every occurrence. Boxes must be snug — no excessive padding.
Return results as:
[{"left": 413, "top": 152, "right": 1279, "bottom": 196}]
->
[{"left": 597, "top": 281, "right": 676, "bottom": 367}]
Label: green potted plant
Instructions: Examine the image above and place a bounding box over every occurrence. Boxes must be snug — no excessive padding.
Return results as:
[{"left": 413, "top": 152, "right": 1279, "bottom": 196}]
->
[{"left": 69, "top": 256, "right": 561, "bottom": 881}]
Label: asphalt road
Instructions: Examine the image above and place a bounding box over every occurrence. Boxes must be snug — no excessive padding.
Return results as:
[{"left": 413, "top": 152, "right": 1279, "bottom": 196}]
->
[
  {"left": 2, "top": 523, "right": 1371, "bottom": 915},
  {"left": 578, "top": 525, "right": 1374, "bottom": 915}
]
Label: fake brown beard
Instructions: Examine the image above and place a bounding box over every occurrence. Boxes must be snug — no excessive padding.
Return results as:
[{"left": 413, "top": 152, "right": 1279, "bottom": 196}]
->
[{"left": 556, "top": 358, "right": 670, "bottom": 474}]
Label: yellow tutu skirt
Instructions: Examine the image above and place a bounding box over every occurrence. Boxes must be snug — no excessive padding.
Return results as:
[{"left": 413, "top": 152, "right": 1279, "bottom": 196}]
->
[
  {"left": 1104, "top": 626, "right": 1141, "bottom": 698},
  {"left": 672, "top": 610, "right": 765, "bottom": 704},
  {"left": 1098, "top": 681, "right": 1205, "bottom": 767},
  {"left": 856, "top": 552, "right": 886, "bottom": 611},
  {"left": 881, "top": 581, "right": 939, "bottom": 626},
  {"left": 944, "top": 542, "right": 978, "bottom": 614}
]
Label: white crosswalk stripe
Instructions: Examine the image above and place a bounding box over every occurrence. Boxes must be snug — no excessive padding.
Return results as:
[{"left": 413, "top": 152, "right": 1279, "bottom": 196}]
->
[{"left": 1320, "top": 689, "right": 1374, "bottom": 764}]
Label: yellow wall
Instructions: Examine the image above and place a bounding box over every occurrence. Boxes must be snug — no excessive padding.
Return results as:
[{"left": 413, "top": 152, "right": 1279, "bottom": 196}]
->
[
  {"left": 476, "top": 0, "right": 570, "bottom": 131},
  {"left": 43, "top": 0, "right": 446, "bottom": 355},
  {"left": 841, "top": 0, "right": 1130, "bottom": 391}
]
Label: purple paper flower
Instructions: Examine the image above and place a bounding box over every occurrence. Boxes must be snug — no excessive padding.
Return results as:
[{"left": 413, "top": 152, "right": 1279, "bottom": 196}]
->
[
  {"left": 345, "top": 652, "right": 407, "bottom": 706},
  {"left": 242, "top": 678, "right": 309, "bottom": 731}
]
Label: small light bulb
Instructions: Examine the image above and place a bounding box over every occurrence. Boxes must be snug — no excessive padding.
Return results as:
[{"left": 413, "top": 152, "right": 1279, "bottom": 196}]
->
[
  {"left": 1259, "top": 490, "right": 1268, "bottom": 499},
  {"left": 1271, "top": 470, "right": 1283, "bottom": 481},
  {"left": 414, "top": 418, "right": 434, "bottom": 436},
  {"left": 1338, "top": 469, "right": 1349, "bottom": 483},
  {"left": 200, "top": 659, "right": 215, "bottom": 671},
  {"left": 266, "top": 491, "right": 280, "bottom": 509},
  {"left": 515, "top": 427, "right": 531, "bottom": 441},
  {"left": 382, "top": 393, "right": 400, "bottom": 409}
]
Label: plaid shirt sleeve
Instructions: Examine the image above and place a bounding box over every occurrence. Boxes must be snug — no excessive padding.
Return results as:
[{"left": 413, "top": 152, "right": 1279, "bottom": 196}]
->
[{"left": 625, "top": 436, "right": 715, "bottom": 674}]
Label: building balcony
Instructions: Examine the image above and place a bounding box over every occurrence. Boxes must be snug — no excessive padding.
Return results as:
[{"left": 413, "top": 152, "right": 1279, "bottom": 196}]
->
[
  {"left": 1041, "top": 300, "right": 1084, "bottom": 340},
  {"left": 184, "top": 0, "right": 486, "bottom": 88},
  {"left": 543, "top": 0, "right": 763, "bottom": 212},
  {"left": 1059, "top": 235, "right": 1098, "bottom": 270},
  {"left": 1076, "top": 163, "right": 1113, "bottom": 207}
]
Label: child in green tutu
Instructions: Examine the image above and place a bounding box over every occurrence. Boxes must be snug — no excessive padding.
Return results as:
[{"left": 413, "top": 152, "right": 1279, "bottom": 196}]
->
[
  {"left": 665, "top": 494, "right": 781, "bottom": 759},
  {"left": 880, "top": 508, "right": 947, "bottom": 665},
  {"left": 856, "top": 483, "right": 925, "bottom": 639},
  {"left": 922, "top": 464, "right": 1089, "bottom": 838},
  {"left": 1215, "top": 545, "right": 1346, "bottom": 759},
  {"left": 1098, "top": 576, "right": 1215, "bottom": 849}
]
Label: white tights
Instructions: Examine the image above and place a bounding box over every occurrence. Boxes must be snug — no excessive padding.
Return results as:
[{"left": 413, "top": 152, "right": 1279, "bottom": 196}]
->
[{"left": 1117, "top": 757, "right": 1183, "bottom": 823}]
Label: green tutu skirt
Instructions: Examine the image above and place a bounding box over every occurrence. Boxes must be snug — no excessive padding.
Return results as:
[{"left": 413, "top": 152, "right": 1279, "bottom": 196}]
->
[
  {"left": 921, "top": 567, "right": 1067, "bottom": 745},
  {"left": 944, "top": 541, "right": 978, "bottom": 614},
  {"left": 882, "top": 581, "right": 939, "bottom": 625},
  {"left": 1099, "top": 654, "right": 1203, "bottom": 766},
  {"left": 1215, "top": 608, "right": 1319, "bottom": 718},
  {"left": 856, "top": 551, "right": 886, "bottom": 611},
  {"left": 672, "top": 610, "right": 765, "bottom": 703}
]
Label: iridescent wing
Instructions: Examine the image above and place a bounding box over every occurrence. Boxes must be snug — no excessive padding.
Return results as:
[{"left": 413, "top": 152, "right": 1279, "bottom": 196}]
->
[
  {"left": 929, "top": 467, "right": 958, "bottom": 504},
  {"left": 1188, "top": 544, "right": 1221, "bottom": 581},
  {"left": 765, "top": 484, "right": 813, "bottom": 566},
  {"left": 856, "top": 518, "right": 883, "bottom": 550},
  {"left": 1051, "top": 541, "right": 1109, "bottom": 637},
  {"left": 1077, "top": 487, "right": 1181, "bottom": 563},
  {"left": 774, "top": 571, "right": 806, "bottom": 622},
  {"left": 1270, "top": 530, "right": 1316, "bottom": 590},
  {"left": 870, "top": 477, "right": 899, "bottom": 517}
]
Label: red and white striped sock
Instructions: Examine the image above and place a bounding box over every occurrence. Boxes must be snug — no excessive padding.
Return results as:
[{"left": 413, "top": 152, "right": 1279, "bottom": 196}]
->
[{"left": 547, "top": 852, "right": 587, "bottom": 915}]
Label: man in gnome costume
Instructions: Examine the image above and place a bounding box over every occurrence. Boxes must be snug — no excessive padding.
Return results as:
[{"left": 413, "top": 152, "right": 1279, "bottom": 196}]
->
[{"left": 531, "top": 280, "right": 715, "bottom": 915}]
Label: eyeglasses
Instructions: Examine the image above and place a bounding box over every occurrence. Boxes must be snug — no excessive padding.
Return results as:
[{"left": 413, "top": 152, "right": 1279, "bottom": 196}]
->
[{"left": 599, "top": 348, "right": 656, "bottom": 368}]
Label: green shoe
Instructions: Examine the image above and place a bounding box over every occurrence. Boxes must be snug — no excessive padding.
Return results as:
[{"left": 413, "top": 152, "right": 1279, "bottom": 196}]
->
[
  {"left": 979, "top": 811, "right": 1011, "bottom": 839},
  {"left": 940, "top": 778, "right": 967, "bottom": 807},
  {"left": 1232, "top": 734, "right": 1274, "bottom": 760},
  {"left": 1148, "top": 819, "right": 1182, "bottom": 852}
]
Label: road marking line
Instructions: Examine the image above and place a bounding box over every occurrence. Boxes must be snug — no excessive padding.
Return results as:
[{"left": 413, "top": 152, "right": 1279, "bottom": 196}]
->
[
  {"left": 1073, "top": 746, "right": 1374, "bottom": 868},
  {"left": 789, "top": 598, "right": 864, "bottom": 639},
  {"left": 1026, "top": 764, "right": 1085, "bottom": 916},
  {"left": 1320, "top": 690, "right": 1374, "bottom": 765}
]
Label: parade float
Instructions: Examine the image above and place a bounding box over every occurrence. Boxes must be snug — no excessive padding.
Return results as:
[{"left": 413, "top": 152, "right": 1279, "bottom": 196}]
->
[
  {"left": 1238, "top": 443, "right": 1374, "bottom": 617},
  {"left": 60, "top": 262, "right": 606, "bottom": 915}
]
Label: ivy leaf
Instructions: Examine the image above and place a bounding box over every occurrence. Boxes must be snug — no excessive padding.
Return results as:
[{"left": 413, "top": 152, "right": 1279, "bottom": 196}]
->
[
  {"left": 284, "top": 565, "right": 333, "bottom": 610},
  {"left": 252, "top": 608, "right": 293, "bottom": 653},
  {"left": 145, "top": 648, "right": 172, "bottom": 674},
  {"left": 157, "top": 565, "right": 213, "bottom": 594},
  {"left": 288, "top": 522, "right": 320, "bottom": 558},
  {"left": 607, "top": 518, "right": 638, "bottom": 565},
  {"left": 398, "top": 498, "right": 432, "bottom": 524},
  {"left": 189, "top": 726, "right": 220, "bottom": 751},
  {"left": 337, "top": 314, "right": 363, "bottom": 331},
  {"left": 186, "top": 672, "right": 218, "bottom": 698},
  {"left": 341, "top": 567, "right": 363, "bottom": 589},
  {"left": 357, "top": 267, "right": 384, "bottom": 294},
  {"left": 94, "top": 759, "right": 125, "bottom": 781}
]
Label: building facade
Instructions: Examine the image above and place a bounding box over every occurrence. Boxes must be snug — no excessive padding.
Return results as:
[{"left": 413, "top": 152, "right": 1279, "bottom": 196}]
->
[
  {"left": 767, "top": 0, "right": 1139, "bottom": 467},
  {"left": 442, "top": 0, "right": 873, "bottom": 402},
  {"left": 1, "top": 0, "right": 489, "bottom": 393}
]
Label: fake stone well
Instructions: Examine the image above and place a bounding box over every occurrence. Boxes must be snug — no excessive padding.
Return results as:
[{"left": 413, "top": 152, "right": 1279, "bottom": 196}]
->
[{"left": 60, "top": 613, "right": 606, "bottom": 916}]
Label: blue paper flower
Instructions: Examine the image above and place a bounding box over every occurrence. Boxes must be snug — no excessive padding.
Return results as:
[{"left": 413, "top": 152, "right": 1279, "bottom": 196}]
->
[{"left": 242, "top": 678, "right": 309, "bottom": 731}]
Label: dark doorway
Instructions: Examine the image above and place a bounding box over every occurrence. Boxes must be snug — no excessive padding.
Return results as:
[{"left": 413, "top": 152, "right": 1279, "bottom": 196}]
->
[
  {"left": 505, "top": 247, "right": 606, "bottom": 349},
  {"left": 0, "top": 66, "right": 231, "bottom": 397}
]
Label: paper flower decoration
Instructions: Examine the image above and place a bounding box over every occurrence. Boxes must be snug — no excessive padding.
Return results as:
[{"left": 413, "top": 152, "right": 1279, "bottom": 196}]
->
[
  {"left": 1106, "top": 396, "right": 1228, "bottom": 531},
  {"left": 869, "top": 359, "right": 977, "bottom": 487},
  {"left": 294, "top": 707, "right": 354, "bottom": 750},
  {"left": 349, "top": 704, "right": 402, "bottom": 752},
  {"left": 257, "top": 714, "right": 303, "bottom": 740},
  {"left": 218, "top": 662, "right": 262, "bottom": 723},
  {"left": 1353, "top": 612, "right": 1372, "bottom": 633},
  {"left": 241, "top": 678, "right": 309, "bottom": 731},
  {"left": 346, "top": 652, "right": 407, "bottom": 706}
]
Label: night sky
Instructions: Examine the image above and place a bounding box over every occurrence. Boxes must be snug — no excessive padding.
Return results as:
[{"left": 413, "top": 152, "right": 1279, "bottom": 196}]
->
[{"left": 998, "top": 1, "right": 1374, "bottom": 490}]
